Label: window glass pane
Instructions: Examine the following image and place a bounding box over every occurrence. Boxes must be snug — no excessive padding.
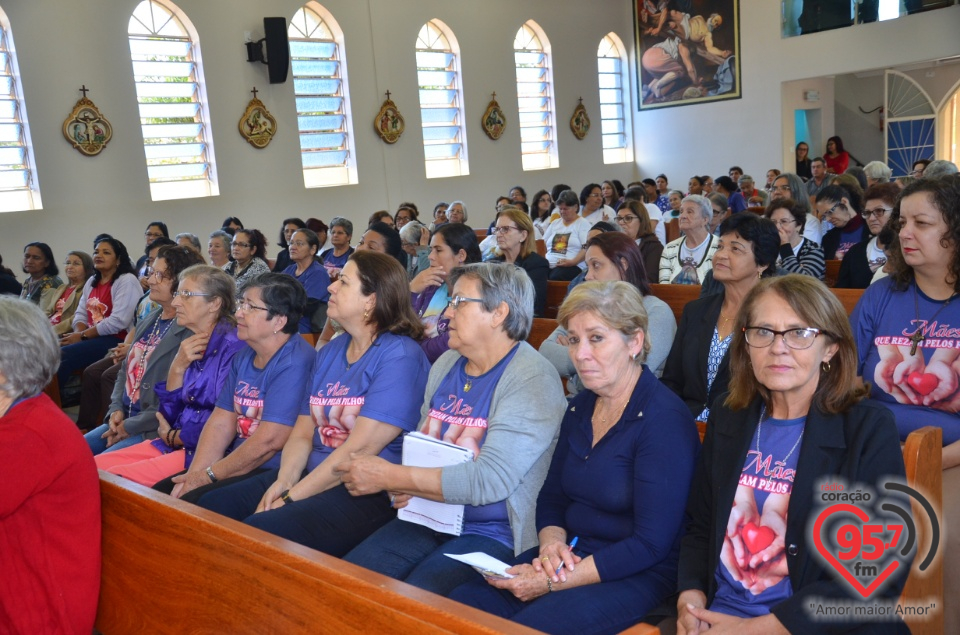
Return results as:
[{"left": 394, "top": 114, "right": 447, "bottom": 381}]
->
[
  {"left": 0, "top": 21, "right": 38, "bottom": 209},
  {"left": 515, "top": 21, "right": 556, "bottom": 171},
  {"left": 416, "top": 20, "right": 468, "bottom": 178},
  {"left": 289, "top": 5, "right": 357, "bottom": 187},
  {"left": 597, "top": 34, "right": 629, "bottom": 164}
]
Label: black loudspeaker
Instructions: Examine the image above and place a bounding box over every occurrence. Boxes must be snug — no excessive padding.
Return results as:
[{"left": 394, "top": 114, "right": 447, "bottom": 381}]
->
[{"left": 262, "top": 17, "right": 289, "bottom": 84}]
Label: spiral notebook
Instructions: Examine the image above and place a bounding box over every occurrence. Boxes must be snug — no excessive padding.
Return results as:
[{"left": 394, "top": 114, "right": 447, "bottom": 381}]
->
[{"left": 397, "top": 432, "right": 474, "bottom": 535}]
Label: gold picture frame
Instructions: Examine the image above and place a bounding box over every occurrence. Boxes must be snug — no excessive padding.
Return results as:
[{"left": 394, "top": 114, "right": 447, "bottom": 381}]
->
[
  {"left": 374, "top": 92, "right": 405, "bottom": 144},
  {"left": 238, "top": 89, "right": 277, "bottom": 149},
  {"left": 62, "top": 87, "right": 112, "bottom": 157},
  {"left": 481, "top": 93, "right": 506, "bottom": 140},
  {"left": 570, "top": 99, "right": 590, "bottom": 140}
]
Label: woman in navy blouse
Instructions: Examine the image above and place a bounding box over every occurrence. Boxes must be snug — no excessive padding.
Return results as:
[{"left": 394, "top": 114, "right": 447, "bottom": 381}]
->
[{"left": 449, "top": 281, "right": 699, "bottom": 634}]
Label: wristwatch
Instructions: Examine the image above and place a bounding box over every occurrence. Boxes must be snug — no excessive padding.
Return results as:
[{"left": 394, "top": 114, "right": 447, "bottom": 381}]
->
[
  {"left": 206, "top": 466, "right": 218, "bottom": 483},
  {"left": 80, "top": 332, "right": 88, "bottom": 340}
]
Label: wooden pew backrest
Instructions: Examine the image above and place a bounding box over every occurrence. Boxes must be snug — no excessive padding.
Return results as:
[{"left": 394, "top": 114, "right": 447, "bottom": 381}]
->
[{"left": 96, "top": 473, "right": 538, "bottom": 635}]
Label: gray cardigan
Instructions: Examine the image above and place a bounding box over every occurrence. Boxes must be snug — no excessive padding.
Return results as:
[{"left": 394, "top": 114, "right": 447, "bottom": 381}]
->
[
  {"left": 423, "top": 342, "right": 566, "bottom": 555},
  {"left": 105, "top": 309, "right": 192, "bottom": 437}
]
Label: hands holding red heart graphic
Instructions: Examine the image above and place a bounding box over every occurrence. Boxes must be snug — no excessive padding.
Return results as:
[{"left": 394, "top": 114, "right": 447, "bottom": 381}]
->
[
  {"left": 875, "top": 345, "right": 960, "bottom": 408},
  {"left": 722, "top": 489, "right": 789, "bottom": 594}
]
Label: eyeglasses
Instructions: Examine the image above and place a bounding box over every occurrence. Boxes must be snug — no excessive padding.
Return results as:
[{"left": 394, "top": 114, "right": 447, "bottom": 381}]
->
[
  {"left": 862, "top": 207, "right": 892, "bottom": 219},
  {"left": 232, "top": 241, "right": 252, "bottom": 249},
  {"left": 712, "top": 208, "right": 726, "bottom": 216},
  {"left": 615, "top": 215, "right": 638, "bottom": 224},
  {"left": 149, "top": 269, "right": 170, "bottom": 281},
  {"left": 821, "top": 202, "right": 845, "bottom": 219},
  {"left": 173, "top": 290, "right": 211, "bottom": 299},
  {"left": 743, "top": 326, "right": 824, "bottom": 350},
  {"left": 772, "top": 184, "right": 792, "bottom": 194},
  {"left": 909, "top": 169, "right": 923, "bottom": 177},
  {"left": 492, "top": 226, "right": 520, "bottom": 235},
  {"left": 289, "top": 241, "right": 310, "bottom": 248},
  {"left": 145, "top": 232, "right": 164, "bottom": 239},
  {"left": 772, "top": 219, "right": 796, "bottom": 228},
  {"left": 446, "top": 296, "right": 484, "bottom": 311},
  {"left": 236, "top": 300, "right": 269, "bottom": 313},
  {"left": 588, "top": 193, "right": 603, "bottom": 198}
]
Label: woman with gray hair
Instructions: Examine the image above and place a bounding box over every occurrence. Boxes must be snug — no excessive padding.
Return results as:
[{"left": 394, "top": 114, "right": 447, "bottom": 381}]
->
[
  {"left": 175, "top": 232, "right": 204, "bottom": 256},
  {"left": 339, "top": 262, "right": 566, "bottom": 596},
  {"left": 400, "top": 220, "right": 432, "bottom": 279},
  {"left": 863, "top": 160, "right": 893, "bottom": 186},
  {"left": 322, "top": 216, "right": 354, "bottom": 280},
  {"left": 658, "top": 194, "right": 719, "bottom": 284},
  {"left": 0, "top": 297, "right": 101, "bottom": 633},
  {"left": 450, "top": 281, "right": 698, "bottom": 633},
  {"left": 207, "top": 230, "right": 232, "bottom": 268}
]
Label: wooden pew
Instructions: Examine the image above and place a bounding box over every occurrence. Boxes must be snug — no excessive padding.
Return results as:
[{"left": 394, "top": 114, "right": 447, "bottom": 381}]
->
[
  {"left": 474, "top": 228, "right": 487, "bottom": 241},
  {"left": 664, "top": 219, "right": 680, "bottom": 243},
  {"left": 544, "top": 280, "right": 568, "bottom": 319},
  {"left": 824, "top": 259, "right": 842, "bottom": 287},
  {"left": 648, "top": 284, "right": 700, "bottom": 324},
  {"left": 527, "top": 317, "right": 558, "bottom": 351},
  {"left": 536, "top": 239, "right": 546, "bottom": 257},
  {"left": 96, "top": 473, "right": 538, "bottom": 635},
  {"left": 621, "top": 426, "right": 945, "bottom": 635}
]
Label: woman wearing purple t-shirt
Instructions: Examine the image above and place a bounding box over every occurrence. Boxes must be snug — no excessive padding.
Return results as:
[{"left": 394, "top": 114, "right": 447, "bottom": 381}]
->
[{"left": 678, "top": 275, "right": 907, "bottom": 634}]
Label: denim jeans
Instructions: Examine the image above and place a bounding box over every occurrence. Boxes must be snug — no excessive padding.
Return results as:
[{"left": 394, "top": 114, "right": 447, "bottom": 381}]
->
[
  {"left": 196, "top": 469, "right": 282, "bottom": 520},
  {"left": 84, "top": 423, "right": 145, "bottom": 456},
  {"left": 58, "top": 338, "right": 116, "bottom": 389},
  {"left": 344, "top": 518, "right": 514, "bottom": 596},
  {"left": 448, "top": 546, "right": 677, "bottom": 635}
]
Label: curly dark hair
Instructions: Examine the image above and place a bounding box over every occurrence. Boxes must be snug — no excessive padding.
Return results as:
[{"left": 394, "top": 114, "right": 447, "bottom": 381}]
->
[
  {"left": 886, "top": 176, "right": 960, "bottom": 293},
  {"left": 717, "top": 213, "right": 780, "bottom": 277},
  {"left": 155, "top": 244, "right": 205, "bottom": 292}
]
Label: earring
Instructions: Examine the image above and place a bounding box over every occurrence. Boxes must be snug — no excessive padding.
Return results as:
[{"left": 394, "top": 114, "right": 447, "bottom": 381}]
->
[
  {"left": 821, "top": 360, "right": 831, "bottom": 373},
  {"left": 273, "top": 329, "right": 279, "bottom": 335},
  {"left": 363, "top": 309, "right": 369, "bottom": 320},
  {"left": 758, "top": 270, "right": 762, "bottom": 280}
]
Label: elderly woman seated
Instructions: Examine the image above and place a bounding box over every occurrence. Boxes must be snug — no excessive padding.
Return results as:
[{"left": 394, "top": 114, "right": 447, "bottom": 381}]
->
[
  {"left": 763, "top": 198, "right": 826, "bottom": 280},
  {"left": 0, "top": 298, "right": 100, "bottom": 633},
  {"left": 196, "top": 252, "right": 431, "bottom": 557},
  {"left": 677, "top": 275, "right": 908, "bottom": 634},
  {"left": 658, "top": 195, "right": 720, "bottom": 285},
  {"left": 337, "top": 262, "right": 567, "bottom": 596},
  {"left": 450, "top": 281, "right": 698, "bottom": 634},
  {"left": 94, "top": 265, "right": 245, "bottom": 486},
  {"left": 156, "top": 273, "right": 316, "bottom": 503}
]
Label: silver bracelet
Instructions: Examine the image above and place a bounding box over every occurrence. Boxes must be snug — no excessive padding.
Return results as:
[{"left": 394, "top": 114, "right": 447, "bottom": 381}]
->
[
  {"left": 546, "top": 577, "right": 553, "bottom": 593},
  {"left": 205, "top": 466, "right": 218, "bottom": 483}
]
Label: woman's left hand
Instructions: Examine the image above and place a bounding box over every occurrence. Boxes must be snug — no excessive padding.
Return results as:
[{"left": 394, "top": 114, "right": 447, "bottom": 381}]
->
[
  {"left": 683, "top": 607, "right": 747, "bottom": 634},
  {"left": 534, "top": 540, "right": 581, "bottom": 582},
  {"left": 60, "top": 332, "right": 83, "bottom": 347},
  {"left": 156, "top": 411, "right": 172, "bottom": 440},
  {"left": 336, "top": 453, "right": 390, "bottom": 496},
  {"left": 485, "top": 563, "right": 551, "bottom": 602},
  {"left": 106, "top": 421, "right": 129, "bottom": 448}
]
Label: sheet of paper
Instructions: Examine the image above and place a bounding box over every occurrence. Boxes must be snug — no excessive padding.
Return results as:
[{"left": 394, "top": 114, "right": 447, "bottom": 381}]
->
[
  {"left": 444, "top": 552, "right": 515, "bottom": 579},
  {"left": 398, "top": 432, "right": 474, "bottom": 535}
]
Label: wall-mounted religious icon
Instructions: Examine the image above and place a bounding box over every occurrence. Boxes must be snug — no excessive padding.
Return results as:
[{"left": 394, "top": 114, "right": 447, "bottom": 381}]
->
[
  {"left": 570, "top": 97, "right": 590, "bottom": 140},
  {"left": 62, "top": 86, "right": 113, "bottom": 157},
  {"left": 238, "top": 87, "right": 277, "bottom": 149},
  {"left": 481, "top": 93, "right": 506, "bottom": 140},
  {"left": 374, "top": 91, "right": 405, "bottom": 144}
]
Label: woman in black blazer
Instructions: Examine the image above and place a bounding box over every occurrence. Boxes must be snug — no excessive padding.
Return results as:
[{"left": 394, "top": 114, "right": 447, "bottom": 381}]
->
[
  {"left": 660, "top": 214, "right": 780, "bottom": 421},
  {"left": 488, "top": 208, "right": 549, "bottom": 317},
  {"left": 677, "top": 275, "right": 909, "bottom": 634}
]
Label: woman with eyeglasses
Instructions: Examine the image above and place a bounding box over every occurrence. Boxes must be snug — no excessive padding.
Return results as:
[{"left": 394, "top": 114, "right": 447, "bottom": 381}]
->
[
  {"left": 281, "top": 228, "right": 331, "bottom": 333},
  {"left": 677, "top": 274, "right": 907, "bottom": 635},
  {"left": 834, "top": 183, "right": 899, "bottom": 289},
  {"left": 763, "top": 198, "right": 826, "bottom": 280},
  {"left": 580, "top": 183, "right": 613, "bottom": 226},
  {"left": 394, "top": 203, "right": 419, "bottom": 230},
  {"left": 95, "top": 265, "right": 245, "bottom": 485},
  {"left": 794, "top": 143, "right": 812, "bottom": 181},
  {"left": 159, "top": 273, "right": 315, "bottom": 503},
  {"left": 224, "top": 228, "right": 270, "bottom": 297},
  {"left": 196, "top": 252, "right": 431, "bottom": 557},
  {"left": 616, "top": 200, "right": 663, "bottom": 284},
  {"left": 338, "top": 263, "right": 566, "bottom": 596},
  {"left": 815, "top": 183, "right": 867, "bottom": 261},
  {"left": 82, "top": 245, "right": 204, "bottom": 456},
  {"left": 488, "top": 209, "right": 549, "bottom": 317}
]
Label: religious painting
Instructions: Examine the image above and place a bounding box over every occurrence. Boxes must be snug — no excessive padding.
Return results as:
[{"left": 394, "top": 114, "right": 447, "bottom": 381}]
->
[
  {"left": 635, "top": 0, "right": 741, "bottom": 110},
  {"left": 570, "top": 100, "right": 590, "bottom": 140},
  {"left": 238, "top": 90, "right": 277, "bottom": 149},
  {"left": 62, "top": 89, "right": 113, "bottom": 156},
  {"left": 482, "top": 95, "right": 506, "bottom": 140},
  {"left": 374, "top": 95, "right": 405, "bottom": 144}
]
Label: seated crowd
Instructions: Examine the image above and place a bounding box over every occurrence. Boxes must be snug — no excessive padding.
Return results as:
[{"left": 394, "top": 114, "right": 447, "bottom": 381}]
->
[{"left": 2, "top": 154, "right": 960, "bottom": 635}]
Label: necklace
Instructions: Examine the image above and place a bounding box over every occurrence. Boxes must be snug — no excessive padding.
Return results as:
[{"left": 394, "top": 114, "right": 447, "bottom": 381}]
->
[
  {"left": 755, "top": 405, "right": 804, "bottom": 464},
  {"left": 719, "top": 312, "right": 734, "bottom": 323},
  {"left": 592, "top": 395, "right": 630, "bottom": 428},
  {"left": 127, "top": 315, "right": 174, "bottom": 417},
  {"left": 909, "top": 283, "right": 957, "bottom": 356}
]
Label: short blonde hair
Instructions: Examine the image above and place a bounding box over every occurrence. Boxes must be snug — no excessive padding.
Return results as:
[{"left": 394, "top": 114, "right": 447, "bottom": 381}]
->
[{"left": 557, "top": 281, "right": 650, "bottom": 363}]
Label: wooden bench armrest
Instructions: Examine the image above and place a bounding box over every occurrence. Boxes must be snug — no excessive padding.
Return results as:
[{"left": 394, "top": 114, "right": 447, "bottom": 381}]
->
[{"left": 618, "top": 624, "right": 661, "bottom": 634}]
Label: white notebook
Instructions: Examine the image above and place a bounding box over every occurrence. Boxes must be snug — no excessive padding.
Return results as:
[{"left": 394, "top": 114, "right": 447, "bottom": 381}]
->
[{"left": 397, "top": 432, "right": 474, "bottom": 535}]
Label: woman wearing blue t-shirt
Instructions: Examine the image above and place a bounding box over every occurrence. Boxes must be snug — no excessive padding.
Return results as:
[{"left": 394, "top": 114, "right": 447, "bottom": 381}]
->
[
  {"left": 450, "top": 281, "right": 698, "bottom": 634},
  {"left": 197, "top": 252, "right": 431, "bottom": 557},
  {"left": 851, "top": 176, "right": 960, "bottom": 633},
  {"left": 678, "top": 275, "right": 907, "bottom": 635},
  {"left": 166, "top": 273, "right": 315, "bottom": 502},
  {"left": 339, "top": 262, "right": 567, "bottom": 595},
  {"left": 281, "top": 228, "right": 330, "bottom": 333}
]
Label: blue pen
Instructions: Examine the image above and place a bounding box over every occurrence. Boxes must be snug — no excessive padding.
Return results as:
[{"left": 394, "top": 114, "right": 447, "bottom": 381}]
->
[{"left": 555, "top": 536, "right": 578, "bottom": 575}]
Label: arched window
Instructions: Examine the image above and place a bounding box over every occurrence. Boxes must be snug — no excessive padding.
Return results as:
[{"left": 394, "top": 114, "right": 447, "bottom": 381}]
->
[
  {"left": 128, "top": 0, "right": 218, "bottom": 201},
  {"left": 0, "top": 8, "right": 40, "bottom": 212},
  {"left": 597, "top": 33, "right": 631, "bottom": 164},
  {"left": 415, "top": 20, "right": 468, "bottom": 179},
  {"left": 289, "top": 3, "right": 357, "bottom": 187},
  {"left": 514, "top": 21, "right": 558, "bottom": 171}
]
